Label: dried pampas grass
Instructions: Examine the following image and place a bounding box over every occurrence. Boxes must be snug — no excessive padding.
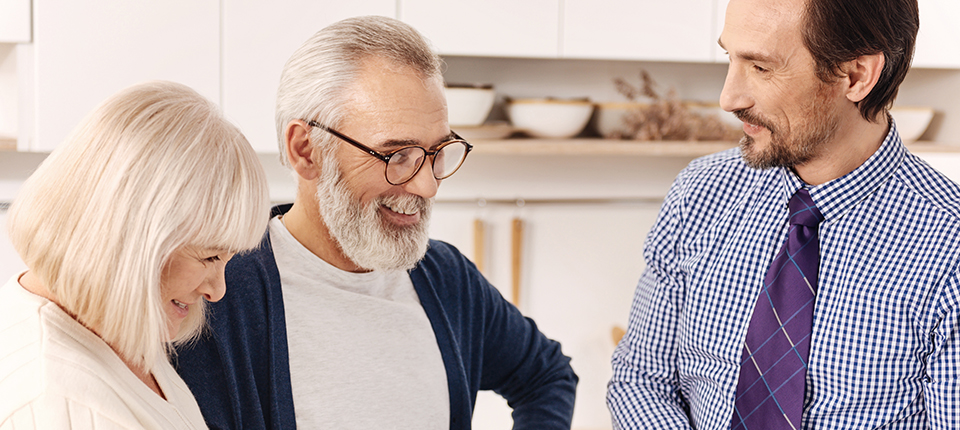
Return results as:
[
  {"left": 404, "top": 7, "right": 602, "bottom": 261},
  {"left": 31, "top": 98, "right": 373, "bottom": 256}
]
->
[{"left": 609, "top": 70, "right": 741, "bottom": 141}]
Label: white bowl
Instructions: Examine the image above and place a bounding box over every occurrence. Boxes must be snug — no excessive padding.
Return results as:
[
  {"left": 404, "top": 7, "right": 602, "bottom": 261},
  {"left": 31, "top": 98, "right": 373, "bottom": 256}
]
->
[
  {"left": 445, "top": 85, "right": 496, "bottom": 127},
  {"left": 890, "top": 106, "right": 934, "bottom": 142},
  {"left": 507, "top": 99, "right": 594, "bottom": 138},
  {"left": 454, "top": 122, "right": 516, "bottom": 140},
  {"left": 593, "top": 102, "right": 648, "bottom": 137}
]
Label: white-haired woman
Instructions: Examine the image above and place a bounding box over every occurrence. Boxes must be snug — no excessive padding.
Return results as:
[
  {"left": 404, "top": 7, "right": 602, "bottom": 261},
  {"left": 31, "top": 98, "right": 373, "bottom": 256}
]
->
[{"left": 0, "top": 81, "right": 270, "bottom": 429}]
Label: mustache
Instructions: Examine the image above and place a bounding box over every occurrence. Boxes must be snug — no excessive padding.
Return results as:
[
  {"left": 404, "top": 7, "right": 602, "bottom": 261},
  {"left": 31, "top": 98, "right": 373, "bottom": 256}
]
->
[
  {"left": 734, "top": 109, "right": 775, "bottom": 133},
  {"left": 376, "top": 193, "right": 431, "bottom": 213}
]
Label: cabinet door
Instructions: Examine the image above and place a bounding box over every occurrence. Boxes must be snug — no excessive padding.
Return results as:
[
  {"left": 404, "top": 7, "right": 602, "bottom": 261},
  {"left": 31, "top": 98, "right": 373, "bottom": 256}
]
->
[
  {"left": 222, "top": 0, "right": 397, "bottom": 153},
  {"left": 27, "top": 0, "right": 220, "bottom": 152},
  {"left": 400, "top": 0, "right": 560, "bottom": 58},
  {"left": 913, "top": 0, "right": 960, "bottom": 68},
  {"left": 0, "top": 0, "right": 31, "bottom": 42},
  {"left": 430, "top": 201, "right": 658, "bottom": 429},
  {"left": 713, "top": 0, "right": 730, "bottom": 62},
  {"left": 562, "top": 0, "right": 716, "bottom": 62}
]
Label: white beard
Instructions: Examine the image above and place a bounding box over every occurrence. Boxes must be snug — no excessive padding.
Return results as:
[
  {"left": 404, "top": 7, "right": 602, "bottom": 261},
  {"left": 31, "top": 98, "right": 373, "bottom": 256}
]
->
[{"left": 314, "top": 157, "right": 432, "bottom": 271}]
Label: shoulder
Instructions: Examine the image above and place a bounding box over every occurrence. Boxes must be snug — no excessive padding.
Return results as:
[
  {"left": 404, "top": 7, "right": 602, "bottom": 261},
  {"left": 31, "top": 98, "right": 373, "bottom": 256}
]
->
[
  {"left": 0, "top": 309, "right": 141, "bottom": 427},
  {"left": 413, "top": 239, "right": 490, "bottom": 308},
  {"left": 673, "top": 147, "right": 766, "bottom": 195},
  {"left": 660, "top": 147, "right": 777, "bottom": 224},
  {"left": 0, "top": 279, "right": 46, "bottom": 418},
  {"left": 226, "top": 230, "right": 276, "bottom": 281},
  {"left": 897, "top": 152, "right": 960, "bottom": 222},
  {"left": 422, "top": 239, "right": 468, "bottom": 265},
  {"left": 417, "top": 240, "right": 480, "bottom": 284},
  {"left": 219, "top": 230, "right": 281, "bottom": 310}
]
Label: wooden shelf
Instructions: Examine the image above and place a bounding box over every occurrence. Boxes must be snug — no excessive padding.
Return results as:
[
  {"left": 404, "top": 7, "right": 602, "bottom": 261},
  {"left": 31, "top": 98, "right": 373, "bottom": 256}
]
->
[
  {"left": 470, "top": 138, "right": 960, "bottom": 156},
  {"left": 0, "top": 138, "right": 16, "bottom": 151}
]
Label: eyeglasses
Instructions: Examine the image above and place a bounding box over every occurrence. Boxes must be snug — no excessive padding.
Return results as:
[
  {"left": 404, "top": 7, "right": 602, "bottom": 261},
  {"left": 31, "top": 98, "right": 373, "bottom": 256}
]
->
[{"left": 306, "top": 120, "right": 473, "bottom": 186}]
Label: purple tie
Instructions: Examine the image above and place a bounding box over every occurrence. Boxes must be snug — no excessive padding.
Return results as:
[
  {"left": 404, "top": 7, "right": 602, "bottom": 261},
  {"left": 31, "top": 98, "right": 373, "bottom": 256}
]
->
[{"left": 732, "top": 188, "right": 824, "bottom": 430}]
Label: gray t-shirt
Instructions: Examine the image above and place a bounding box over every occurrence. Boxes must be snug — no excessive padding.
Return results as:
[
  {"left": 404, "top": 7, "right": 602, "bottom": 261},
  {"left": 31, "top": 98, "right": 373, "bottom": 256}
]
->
[{"left": 270, "top": 217, "right": 449, "bottom": 429}]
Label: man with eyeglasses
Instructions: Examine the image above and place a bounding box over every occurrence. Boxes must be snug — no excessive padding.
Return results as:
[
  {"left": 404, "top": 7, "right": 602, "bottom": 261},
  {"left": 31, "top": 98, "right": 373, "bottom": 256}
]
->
[{"left": 174, "top": 16, "right": 577, "bottom": 430}]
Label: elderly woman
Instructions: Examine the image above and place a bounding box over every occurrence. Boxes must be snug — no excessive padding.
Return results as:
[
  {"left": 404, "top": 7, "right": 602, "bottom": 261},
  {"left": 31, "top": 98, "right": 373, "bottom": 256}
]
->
[{"left": 0, "top": 81, "right": 269, "bottom": 428}]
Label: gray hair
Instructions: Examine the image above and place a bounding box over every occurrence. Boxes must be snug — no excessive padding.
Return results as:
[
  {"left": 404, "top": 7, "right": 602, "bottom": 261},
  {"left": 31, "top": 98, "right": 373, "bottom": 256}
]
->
[
  {"left": 7, "top": 81, "right": 270, "bottom": 372},
  {"left": 274, "top": 15, "right": 443, "bottom": 165}
]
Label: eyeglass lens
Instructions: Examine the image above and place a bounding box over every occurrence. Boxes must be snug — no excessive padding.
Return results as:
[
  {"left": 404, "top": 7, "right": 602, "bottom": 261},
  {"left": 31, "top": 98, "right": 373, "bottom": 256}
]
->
[{"left": 386, "top": 141, "right": 469, "bottom": 184}]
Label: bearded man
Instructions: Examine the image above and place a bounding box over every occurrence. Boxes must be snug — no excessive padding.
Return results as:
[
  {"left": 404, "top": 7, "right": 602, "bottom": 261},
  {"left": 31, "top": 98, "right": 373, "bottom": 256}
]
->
[
  {"left": 175, "top": 16, "right": 577, "bottom": 430},
  {"left": 608, "top": 0, "right": 960, "bottom": 428}
]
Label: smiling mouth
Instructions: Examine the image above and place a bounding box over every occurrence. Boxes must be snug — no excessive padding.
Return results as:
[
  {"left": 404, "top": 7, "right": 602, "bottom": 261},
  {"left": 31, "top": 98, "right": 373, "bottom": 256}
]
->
[
  {"left": 384, "top": 202, "right": 418, "bottom": 216},
  {"left": 172, "top": 299, "right": 188, "bottom": 310}
]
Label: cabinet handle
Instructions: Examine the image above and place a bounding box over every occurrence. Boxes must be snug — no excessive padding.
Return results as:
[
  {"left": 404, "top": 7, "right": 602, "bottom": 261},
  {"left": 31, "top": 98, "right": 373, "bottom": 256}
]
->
[
  {"left": 612, "top": 326, "right": 626, "bottom": 346},
  {"left": 511, "top": 217, "right": 523, "bottom": 307},
  {"left": 472, "top": 218, "right": 485, "bottom": 273}
]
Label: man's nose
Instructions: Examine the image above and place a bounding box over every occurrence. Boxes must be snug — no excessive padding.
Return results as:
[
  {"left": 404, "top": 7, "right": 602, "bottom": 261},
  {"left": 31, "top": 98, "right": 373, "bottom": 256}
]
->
[
  {"left": 719, "top": 63, "right": 751, "bottom": 113},
  {"left": 402, "top": 161, "right": 440, "bottom": 199}
]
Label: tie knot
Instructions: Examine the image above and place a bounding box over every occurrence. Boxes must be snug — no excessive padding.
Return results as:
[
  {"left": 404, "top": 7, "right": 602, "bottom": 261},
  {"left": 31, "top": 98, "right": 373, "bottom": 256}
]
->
[{"left": 789, "top": 188, "right": 824, "bottom": 227}]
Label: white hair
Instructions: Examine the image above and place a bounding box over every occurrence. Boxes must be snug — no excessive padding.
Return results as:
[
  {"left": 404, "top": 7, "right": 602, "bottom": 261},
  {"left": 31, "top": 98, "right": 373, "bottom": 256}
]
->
[
  {"left": 314, "top": 153, "right": 431, "bottom": 271},
  {"left": 7, "top": 80, "right": 270, "bottom": 372},
  {"left": 274, "top": 15, "right": 443, "bottom": 165}
]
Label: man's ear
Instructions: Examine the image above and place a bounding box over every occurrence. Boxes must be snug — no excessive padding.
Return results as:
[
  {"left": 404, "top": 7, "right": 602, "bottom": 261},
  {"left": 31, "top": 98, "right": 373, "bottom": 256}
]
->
[
  {"left": 284, "top": 119, "right": 320, "bottom": 181},
  {"left": 842, "top": 52, "right": 885, "bottom": 104}
]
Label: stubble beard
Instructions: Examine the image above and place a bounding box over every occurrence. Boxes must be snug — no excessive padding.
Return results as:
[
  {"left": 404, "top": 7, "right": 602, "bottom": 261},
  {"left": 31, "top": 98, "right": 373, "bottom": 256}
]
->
[
  {"left": 314, "top": 156, "right": 432, "bottom": 272},
  {"left": 736, "top": 82, "right": 842, "bottom": 170}
]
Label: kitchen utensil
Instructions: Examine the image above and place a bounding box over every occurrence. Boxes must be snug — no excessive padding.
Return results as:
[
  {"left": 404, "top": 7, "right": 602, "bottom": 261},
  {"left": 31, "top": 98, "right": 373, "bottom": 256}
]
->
[
  {"left": 611, "top": 326, "right": 626, "bottom": 346},
  {"left": 473, "top": 218, "right": 486, "bottom": 273},
  {"left": 511, "top": 217, "right": 523, "bottom": 307}
]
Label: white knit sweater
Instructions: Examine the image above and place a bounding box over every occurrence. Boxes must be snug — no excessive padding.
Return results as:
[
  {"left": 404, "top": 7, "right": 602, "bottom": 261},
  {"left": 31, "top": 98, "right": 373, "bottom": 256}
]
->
[{"left": 0, "top": 274, "right": 208, "bottom": 429}]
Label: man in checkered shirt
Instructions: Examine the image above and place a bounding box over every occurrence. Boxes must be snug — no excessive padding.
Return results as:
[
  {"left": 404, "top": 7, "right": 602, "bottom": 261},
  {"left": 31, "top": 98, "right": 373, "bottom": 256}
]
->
[{"left": 608, "top": 0, "right": 960, "bottom": 428}]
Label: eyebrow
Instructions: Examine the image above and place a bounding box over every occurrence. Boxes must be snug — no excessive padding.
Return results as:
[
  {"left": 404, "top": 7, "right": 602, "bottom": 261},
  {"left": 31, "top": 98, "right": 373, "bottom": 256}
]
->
[
  {"left": 717, "top": 38, "right": 776, "bottom": 64},
  {"left": 378, "top": 131, "right": 458, "bottom": 150}
]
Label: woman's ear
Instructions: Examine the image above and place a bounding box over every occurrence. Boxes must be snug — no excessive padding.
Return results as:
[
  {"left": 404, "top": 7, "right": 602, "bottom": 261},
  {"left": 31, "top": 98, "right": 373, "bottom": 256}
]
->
[
  {"left": 842, "top": 52, "right": 885, "bottom": 104},
  {"left": 284, "top": 120, "right": 320, "bottom": 181}
]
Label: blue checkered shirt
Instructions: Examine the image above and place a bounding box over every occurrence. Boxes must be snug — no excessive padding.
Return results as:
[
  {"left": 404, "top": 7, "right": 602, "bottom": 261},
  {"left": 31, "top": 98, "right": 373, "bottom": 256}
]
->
[{"left": 608, "top": 123, "right": 960, "bottom": 429}]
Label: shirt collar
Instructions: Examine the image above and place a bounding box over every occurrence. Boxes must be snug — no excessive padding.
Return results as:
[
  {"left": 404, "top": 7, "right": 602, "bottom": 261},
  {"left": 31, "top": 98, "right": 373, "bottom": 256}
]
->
[{"left": 777, "top": 119, "right": 905, "bottom": 221}]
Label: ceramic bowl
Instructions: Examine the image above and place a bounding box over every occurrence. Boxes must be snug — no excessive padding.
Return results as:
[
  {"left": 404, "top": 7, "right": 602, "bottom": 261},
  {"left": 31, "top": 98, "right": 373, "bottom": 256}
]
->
[
  {"left": 592, "top": 102, "right": 648, "bottom": 137},
  {"left": 445, "top": 84, "right": 496, "bottom": 127},
  {"left": 890, "top": 106, "right": 935, "bottom": 141},
  {"left": 506, "top": 98, "right": 594, "bottom": 138},
  {"left": 453, "top": 122, "right": 516, "bottom": 140}
]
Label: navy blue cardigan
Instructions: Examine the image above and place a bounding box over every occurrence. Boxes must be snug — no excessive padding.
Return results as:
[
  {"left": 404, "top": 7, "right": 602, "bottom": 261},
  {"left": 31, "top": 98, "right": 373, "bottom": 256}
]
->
[{"left": 174, "top": 205, "right": 577, "bottom": 429}]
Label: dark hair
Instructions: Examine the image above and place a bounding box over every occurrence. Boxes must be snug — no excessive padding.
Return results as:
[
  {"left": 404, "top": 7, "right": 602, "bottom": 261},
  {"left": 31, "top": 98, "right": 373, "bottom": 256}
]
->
[{"left": 802, "top": 0, "right": 918, "bottom": 122}]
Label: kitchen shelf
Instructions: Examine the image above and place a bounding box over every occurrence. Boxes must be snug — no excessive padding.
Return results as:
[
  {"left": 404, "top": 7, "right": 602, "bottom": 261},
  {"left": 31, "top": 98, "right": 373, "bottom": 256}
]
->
[{"left": 471, "top": 138, "right": 960, "bottom": 156}]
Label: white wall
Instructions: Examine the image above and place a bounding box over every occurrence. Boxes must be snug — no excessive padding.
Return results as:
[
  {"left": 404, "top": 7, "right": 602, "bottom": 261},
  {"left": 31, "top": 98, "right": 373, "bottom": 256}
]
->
[{"left": 2, "top": 50, "right": 960, "bottom": 430}]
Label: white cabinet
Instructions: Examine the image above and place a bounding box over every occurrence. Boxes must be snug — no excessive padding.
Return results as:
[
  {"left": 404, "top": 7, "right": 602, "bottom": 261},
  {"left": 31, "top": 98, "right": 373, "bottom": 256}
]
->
[
  {"left": 400, "top": 0, "right": 560, "bottom": 58},
  {"left": 430, "top": 200, "right": 657, "bottom": 430},
  {"left": 713, "top": 0, "right": 730, "bottom": 62},
  {"left": 221, "top": 0, "right": 397, "bottom": 153},
  {"left": 426, "top": 150, "right": 682, "bottom": 429},
  {"left": 712, "top": 0, "right": 960, "bottom": 69},
  {"left": 562, "top": 0, "right": 718, "bottom": 63},
  {"left": 431, "top": 202, "right": 659, "bottom": 429},
  {"left": 913, "top": 0, "right": 960, "bottom": 68},
  {"left": 0, "top": 0, "right": 31, "bottom": 42},
  {"left": 22, "top": 0, "right": 220, "bottom": 151}
]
